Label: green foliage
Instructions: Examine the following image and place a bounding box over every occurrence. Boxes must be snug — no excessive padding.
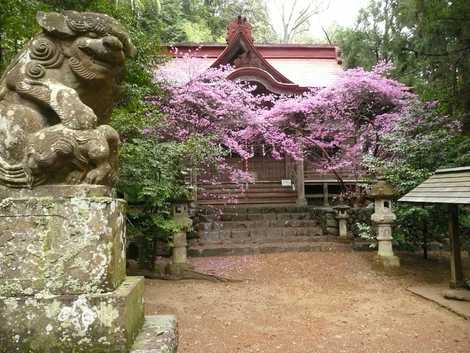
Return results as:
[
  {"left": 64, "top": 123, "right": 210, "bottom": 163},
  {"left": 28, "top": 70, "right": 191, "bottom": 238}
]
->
[
  {"left": 118, "top": 133, "right": 226, "bottom": 266},
  {"left": 120, "top": 138, "right": 190, "bottom": 267},
  {"left": 332, "top": 0, "right": 470, "bottom": 132},
  {"left": 442, "top": 135, "right": 470, "bottom": 168},
  {"left": 394, "top": 204, "right": 447, "bottom": 251},
  {"left": 170, "top": 0, "right": 277, "bottom": 43},
  {"left": 118, "top": 133, "right": 227, "bottom": 218},
  {"left": 355, "top": 222, "right": 376, "bottom": 247},
  {"left": 460, "top": 211, "right": 470, "bottom": 251},
  {"left": 0, "top": 0, "right": 45, "bottom": 71},
  {"left": 119, "top": 139, "right": 189, "bottom": 208},
  {"left": 181, "top": 20, "right": 215, "bottom": 42}
]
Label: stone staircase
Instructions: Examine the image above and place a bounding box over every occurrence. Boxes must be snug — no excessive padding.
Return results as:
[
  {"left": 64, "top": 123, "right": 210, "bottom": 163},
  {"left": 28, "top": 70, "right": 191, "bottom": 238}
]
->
[
  {"left": 197, "top": 182, "right": 297, "bottom": 207},
  {"left": 189, "top": 206, "right": 352, "bottom": 256}
]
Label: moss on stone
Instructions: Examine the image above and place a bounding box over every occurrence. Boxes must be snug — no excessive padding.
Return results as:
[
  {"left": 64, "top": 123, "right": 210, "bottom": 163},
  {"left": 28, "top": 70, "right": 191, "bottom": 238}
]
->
[
  {"left": 0, "top": 277, "right": 145, "bottom": 353},
  {"left": 0, "top": 196, "right": 126, "bottom": 297}
]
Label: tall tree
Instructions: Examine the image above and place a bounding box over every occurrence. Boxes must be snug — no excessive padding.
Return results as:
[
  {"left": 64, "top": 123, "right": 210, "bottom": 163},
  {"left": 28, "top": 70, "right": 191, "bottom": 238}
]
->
[
  {"left": 332, "top": 0, "right": 396, "bottom": 69},
  {"left": 269, "top": 0, "right": 329, "bottom": 43},
  {"left": 114, "top": 0, "right": 161, "bottom": 15},
  {"left": 332, "top": 0, "right": 470, "bottom": 134},
  {"left": 190, "top": 0, "right": 277, "bottom": 43}
]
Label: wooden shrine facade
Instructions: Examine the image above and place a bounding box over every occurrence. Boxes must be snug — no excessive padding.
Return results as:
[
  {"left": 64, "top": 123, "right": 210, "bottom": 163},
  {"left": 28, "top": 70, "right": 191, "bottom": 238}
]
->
[{"left": 164, "top": 16, "right": 359, "bottom": 206}]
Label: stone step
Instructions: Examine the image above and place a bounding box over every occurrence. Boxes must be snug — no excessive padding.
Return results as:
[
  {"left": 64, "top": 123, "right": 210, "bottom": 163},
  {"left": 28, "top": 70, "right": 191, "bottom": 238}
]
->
[
  {"left": 196, "top": 219, "right": 321, "bottom": 231},
  {"left": 199, "top": 186, "right": 296, "bottom": 193},
  {"left": 199, "top": 192, "right": 297, "bottom": 200},
  {"left": 198, "top": 194, "right": 297, "bottom": 202},
  {"left": 191, "top": 235, "right": 331, "bottom": 245},
  {"left": 202, "top": 212, "right": 316, "bottom": 222},
  {"left": 197, "top": 182, "right": 297, "bottom": 207},
  {"left": 196, "top": 226, "right": 324, "bottom": 243},
  {"left": 204, "top": 205, "right": 330, "bottom": 214},
  {"left": 130, "top": 315, "right": 178, "bottom": 353},
  {"left": 197, "top": 198, "right": 297, "bottom": 206},
  {"left": 188, "top": 241, "right": 353, "bottom": 257},
  {"left": 201, "top": 182, "right": 292, "bottom": 189},
  {"left": 200, "top": 185, "right": 295, "bottom": 192}
]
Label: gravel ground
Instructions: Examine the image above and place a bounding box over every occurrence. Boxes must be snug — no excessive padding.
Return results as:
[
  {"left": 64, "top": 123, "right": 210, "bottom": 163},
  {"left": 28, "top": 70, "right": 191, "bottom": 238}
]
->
[{"left": 144, "top": 252, "right": 470, "bottom": 353}]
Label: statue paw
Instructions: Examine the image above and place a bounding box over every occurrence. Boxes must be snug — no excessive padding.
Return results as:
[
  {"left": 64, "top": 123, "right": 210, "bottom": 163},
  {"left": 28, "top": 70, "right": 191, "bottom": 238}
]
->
[
  {"left": 84, "top": 163, "right": 111, "bottom": 184},
  {"left": 85, "top": 169, "right": 106, "bottom": 184},
  {"left": 66, "top": 170, "right": 86, "bottom": 184}
]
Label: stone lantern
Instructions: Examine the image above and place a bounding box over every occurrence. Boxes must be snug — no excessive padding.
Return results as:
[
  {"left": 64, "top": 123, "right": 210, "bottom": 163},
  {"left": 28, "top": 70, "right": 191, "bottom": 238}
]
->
[
  {"left": 168, "top": 203, "right": 192, "bottom": 275},
  {"left": 333, "top": 204, "right": 350, "bottom": 240},
  {"left": 370, "top": 177, "right": 400, "bottom": 268}
]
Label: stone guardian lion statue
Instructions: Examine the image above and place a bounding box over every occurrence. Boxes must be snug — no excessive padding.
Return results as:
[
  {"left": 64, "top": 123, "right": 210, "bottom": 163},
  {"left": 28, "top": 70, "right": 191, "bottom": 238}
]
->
[{"left": 0, "top": 11, "right": 136, "bottom": 187}]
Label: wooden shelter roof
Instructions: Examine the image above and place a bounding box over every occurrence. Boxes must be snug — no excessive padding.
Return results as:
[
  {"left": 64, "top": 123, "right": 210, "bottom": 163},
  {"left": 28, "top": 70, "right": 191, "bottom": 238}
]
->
[{"left": 399, "top": 166, "right": 470, "bottom": 204}]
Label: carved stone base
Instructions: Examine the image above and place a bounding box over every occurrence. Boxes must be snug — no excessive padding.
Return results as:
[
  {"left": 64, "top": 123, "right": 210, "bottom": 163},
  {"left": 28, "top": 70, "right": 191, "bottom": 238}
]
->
[
  {"left": 0, "top": 276, "right": 144, "bottom": 353},
  {"left": 0, "top": 184, "right": 115, "bottom": 199},
  {"left": 0, "top": 191, "right": 126, "bottom": 296},
  {"left": 0, "top": 188, "right": 150, "bottom": 352}
]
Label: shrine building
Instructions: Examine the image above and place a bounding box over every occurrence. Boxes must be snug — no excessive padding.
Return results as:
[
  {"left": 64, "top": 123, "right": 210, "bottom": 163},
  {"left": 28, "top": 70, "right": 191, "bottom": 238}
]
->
[{"left": 163, "top": 16, "right": 360, "bottom": 207}]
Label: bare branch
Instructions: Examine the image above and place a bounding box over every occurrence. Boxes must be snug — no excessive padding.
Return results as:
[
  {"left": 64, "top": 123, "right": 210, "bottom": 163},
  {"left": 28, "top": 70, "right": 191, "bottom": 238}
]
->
[
  {"left": 270, "top": 0, "right": 330, "bottom": 42},
  {"left": 321, "top": 25, "right": 332, "bottom": 44}
]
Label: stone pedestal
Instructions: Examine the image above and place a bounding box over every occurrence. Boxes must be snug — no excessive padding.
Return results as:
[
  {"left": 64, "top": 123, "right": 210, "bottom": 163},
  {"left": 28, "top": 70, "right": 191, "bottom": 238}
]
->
[
  {"left": 167, "top": 203, "right": 191, "bottom": 276},
  {"left": 324, "top": 210, "right": 338, "bottom": 235},
  {"left": 334, "top": 205, "right": 350, "bottom": 241},
  {"left": 0, "top": 186, "right": 145, "bottom": 353},
  {"left": 372, "top": 215, "right": 400, "bottom": 268},
  {"left": 167, "top": 231, "right": 189, "bottom": 276}
]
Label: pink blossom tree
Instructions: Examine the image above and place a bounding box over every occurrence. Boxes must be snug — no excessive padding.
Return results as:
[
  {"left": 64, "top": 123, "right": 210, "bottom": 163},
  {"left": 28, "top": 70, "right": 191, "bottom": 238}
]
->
[
  {"left": 261, "top": 64, "right": 414, "bottom": 174},
  {"left": 150, "top": 56, "right": 454, "bottom": 201},
  {"left": 151, "top": 53, "right": 270, "bottom": 194}
]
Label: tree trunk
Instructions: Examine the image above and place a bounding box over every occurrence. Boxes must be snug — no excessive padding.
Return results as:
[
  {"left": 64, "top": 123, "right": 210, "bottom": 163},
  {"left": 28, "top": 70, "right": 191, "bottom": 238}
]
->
[{"left": 458, "top": 28, "right": 470, "bottom": 134}]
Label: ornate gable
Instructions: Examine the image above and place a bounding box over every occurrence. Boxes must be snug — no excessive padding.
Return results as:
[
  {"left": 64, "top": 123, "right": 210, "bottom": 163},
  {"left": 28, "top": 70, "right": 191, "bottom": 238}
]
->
[{"left": 209, "top": 16, "right": 309, "bottom": 94}]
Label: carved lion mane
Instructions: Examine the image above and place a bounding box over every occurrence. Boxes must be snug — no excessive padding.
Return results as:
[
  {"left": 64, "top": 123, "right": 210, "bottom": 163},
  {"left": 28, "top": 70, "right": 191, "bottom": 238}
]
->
[{"left": 0, "top": 11, "right": 136, "bottom": 188}]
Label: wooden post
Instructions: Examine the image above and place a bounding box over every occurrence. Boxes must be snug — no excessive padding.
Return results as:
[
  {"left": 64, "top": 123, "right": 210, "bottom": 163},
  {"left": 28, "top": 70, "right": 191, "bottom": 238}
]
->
[
  {"left": 422, "top": 204, "right": 428, "bottom": 260},
  {"left": 323, "top": 183, "right": 329, "bottom": 206},
  {"left": 284, "top": 155, "right": 289, "bottom": 179},
  {"left": 191, "top": 168, "right": 198, "bottom": 202},
  {"left": 448, "top": 204, "right": 465, "bottom": 288},
  {"left": 296, "top": 159, "right": 307, "bottom": 206}
]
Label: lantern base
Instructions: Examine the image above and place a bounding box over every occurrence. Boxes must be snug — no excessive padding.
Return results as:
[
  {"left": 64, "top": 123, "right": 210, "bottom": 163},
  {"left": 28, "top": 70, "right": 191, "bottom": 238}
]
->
[{"left": 375, "top": 254, "right": 400, "bottom": 269}]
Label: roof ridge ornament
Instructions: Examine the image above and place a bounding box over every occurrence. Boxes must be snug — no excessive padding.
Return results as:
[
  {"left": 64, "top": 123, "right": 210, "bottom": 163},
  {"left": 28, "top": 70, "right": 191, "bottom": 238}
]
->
[{"left": 226, "top": 15, "right": 254, "bottom": 44}]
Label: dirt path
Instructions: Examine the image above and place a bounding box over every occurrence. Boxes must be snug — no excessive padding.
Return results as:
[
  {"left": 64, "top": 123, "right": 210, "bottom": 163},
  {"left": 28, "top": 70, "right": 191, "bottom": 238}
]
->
[{"left": 144, "top": 252, "right": 470, "bottom": 353}]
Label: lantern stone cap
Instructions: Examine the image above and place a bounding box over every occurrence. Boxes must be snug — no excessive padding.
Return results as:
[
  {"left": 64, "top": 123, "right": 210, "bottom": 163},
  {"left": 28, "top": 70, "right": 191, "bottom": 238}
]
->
[{"left": 370, "top": 177, "right": 395, "bottom": 199}]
